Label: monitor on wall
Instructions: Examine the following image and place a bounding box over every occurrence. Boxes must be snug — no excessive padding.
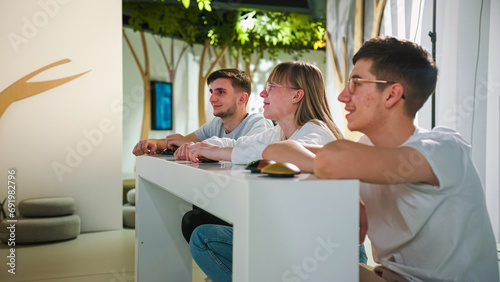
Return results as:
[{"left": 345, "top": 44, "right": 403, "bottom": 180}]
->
[{"left": 151, "top": 81, "right": 173, "bottom": 130}]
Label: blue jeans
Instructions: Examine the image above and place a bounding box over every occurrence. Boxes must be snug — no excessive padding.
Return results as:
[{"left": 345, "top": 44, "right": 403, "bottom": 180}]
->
[
  {"left": 190, "top": 224, "right": 368, "bottom": 282},
  {"left": 190, "top": 224, "right": 234, "bottom": 282}
]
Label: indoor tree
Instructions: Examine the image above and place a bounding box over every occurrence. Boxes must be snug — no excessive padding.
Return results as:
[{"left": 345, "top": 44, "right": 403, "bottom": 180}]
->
[{"left": 123, "top": 2, "right": 326, "bottom": 131}]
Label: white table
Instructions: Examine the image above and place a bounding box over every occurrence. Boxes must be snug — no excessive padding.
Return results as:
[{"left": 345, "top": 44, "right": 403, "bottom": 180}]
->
[{"left": 135, "top": 155, "right": 359, "bottom": 282}]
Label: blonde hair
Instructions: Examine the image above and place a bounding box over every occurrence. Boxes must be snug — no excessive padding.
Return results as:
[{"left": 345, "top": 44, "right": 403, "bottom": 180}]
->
[{"left": 267, "top": 61, "right": 344, "bottom": 140}]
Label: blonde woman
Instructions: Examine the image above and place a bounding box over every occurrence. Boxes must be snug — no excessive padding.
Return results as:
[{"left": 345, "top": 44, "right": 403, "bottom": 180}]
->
[
  {"left": 185, "top": 61, "right": 367, "bottom": 282},
  {"left": 183, "top": 61, "right": 343, "bottom": 164}
]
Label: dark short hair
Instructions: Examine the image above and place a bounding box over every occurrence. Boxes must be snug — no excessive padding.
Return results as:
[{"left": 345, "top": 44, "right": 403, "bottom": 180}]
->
[
  {"left": 207, "top": 68, "right": 252, "bottom": 96},
  {"left": 353, "top": 36, "right": 438, "bottom": 117}
]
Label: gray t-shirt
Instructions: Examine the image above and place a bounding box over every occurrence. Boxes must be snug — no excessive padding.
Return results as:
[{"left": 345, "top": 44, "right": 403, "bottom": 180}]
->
[{"left": 194, "top": 113, "right": 273, "bottom": 141}]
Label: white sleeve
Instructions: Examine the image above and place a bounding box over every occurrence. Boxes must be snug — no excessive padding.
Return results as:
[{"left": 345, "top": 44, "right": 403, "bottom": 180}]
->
[
  {"left": 230, "top": 123, "right": 335, "bottom": 165},
  {"left": 289, "top": 122, "right": 335, "bottom": 145},
  {"left": 230, "top": 127, "right": 281, "bottom": 164},
  {"left": 242, "top": 118, "right": 274, "bottom": 137},
  {"left": 402, "top": 127, "right": 469, "bottom": 189},
  {"left": 204, "top": 136, "right": 237, "bottom": 147}
]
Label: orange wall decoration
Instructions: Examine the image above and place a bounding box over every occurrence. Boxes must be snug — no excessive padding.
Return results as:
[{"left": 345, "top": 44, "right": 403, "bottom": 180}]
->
[{"left": 0, "top": 59, "right": 90, "bottom": 120}]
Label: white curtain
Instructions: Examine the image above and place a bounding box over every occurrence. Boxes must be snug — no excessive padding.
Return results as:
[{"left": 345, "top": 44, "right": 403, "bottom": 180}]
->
[
  {"left": 325, "top": 0, "right": 355, "bottom": 137},
  {"left": 432, "top": 0, "right": 499, "bottom": 241}
]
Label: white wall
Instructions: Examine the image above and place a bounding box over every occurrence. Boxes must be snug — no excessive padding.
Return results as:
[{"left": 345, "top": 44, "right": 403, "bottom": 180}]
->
[
  {"left": 485, "top": 0, "right": 500, "bottom": 242},
  {"left": 122, "top": 27, "right": 327, "bottom": 177},
  {"left": 0, "top": 0, "right": 123, "bottom": 232}
]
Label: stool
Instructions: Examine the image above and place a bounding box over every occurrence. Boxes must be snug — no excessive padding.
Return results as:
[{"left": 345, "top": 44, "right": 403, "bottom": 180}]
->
[
  {"left": 0, "top": 215, "right": 81, "bottom": 244},
  {"left": 19, "top": 197, "right": 76, "bottom": 217},
  {"left": 0, "top": 197, "right": 81, "bottom": 244},
  {"left": 123, "top": 189, "right": 136, "bottom": 228},
  {"left": 123, "top": 179, "right": 135, "bottom": 205}
]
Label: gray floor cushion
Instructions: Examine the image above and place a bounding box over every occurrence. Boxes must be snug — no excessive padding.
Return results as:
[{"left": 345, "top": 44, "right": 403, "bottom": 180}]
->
[
  {"left": 127, "top": 189, "right": 136, "bottom": 206},
  {"left": 19, "top": 197, "right": 77, "bottom": 217},
  {"left": 123, "top": 204, "right": 135, "bottom": 228},
  {"left": 0, "top": 215, "right": 81, "bottom": 244}
]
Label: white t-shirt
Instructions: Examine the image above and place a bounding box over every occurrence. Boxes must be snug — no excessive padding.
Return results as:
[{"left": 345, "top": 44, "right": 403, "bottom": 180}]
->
[
  {"left": 206, "top": 121, "right": 335, "bottom": 164},
  {"left": 193, "top": 113, "right": 273, "bottom": 141},
  {"left": 359, "top": 126, "right": 499, "bottom": 282}
]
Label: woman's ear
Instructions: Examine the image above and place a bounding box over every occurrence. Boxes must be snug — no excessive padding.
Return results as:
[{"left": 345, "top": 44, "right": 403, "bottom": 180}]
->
[
  {"left": 292, "top": 89, "right": 305, "bottom": 103},
  {"left": 385, "top": 83, "right": 404, "bottom": 108}
]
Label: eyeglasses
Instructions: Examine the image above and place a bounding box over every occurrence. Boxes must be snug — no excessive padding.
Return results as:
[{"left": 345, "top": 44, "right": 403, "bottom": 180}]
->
[
  {"left": 347, "top": 78, "right": 405, "bottom": 99},
  {"left": 265, "top": 82, "right": 299, "bottom": 93}
]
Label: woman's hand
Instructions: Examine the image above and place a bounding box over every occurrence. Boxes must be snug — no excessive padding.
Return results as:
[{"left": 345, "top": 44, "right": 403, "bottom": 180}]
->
[
  {"left": 187, "top": 141, "right": 222, "bottom": 162},
  {"left": 174, "top": 142, "right": 194, "bottom": 160}
]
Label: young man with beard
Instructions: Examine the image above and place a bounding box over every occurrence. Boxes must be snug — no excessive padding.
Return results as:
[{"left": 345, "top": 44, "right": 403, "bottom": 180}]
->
[{"left": 133, "top": 68, "right": 273, "bottom": 243}]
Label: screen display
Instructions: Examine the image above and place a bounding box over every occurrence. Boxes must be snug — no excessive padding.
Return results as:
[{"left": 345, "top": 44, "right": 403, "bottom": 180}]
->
[{"left": 151, "top": 81, "right": 173, "bottom": 130}]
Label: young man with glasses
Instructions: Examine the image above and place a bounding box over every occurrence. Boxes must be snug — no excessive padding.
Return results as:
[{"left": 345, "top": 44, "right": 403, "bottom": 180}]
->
[{"left": 263, "top": 36, "right": 498, "bottom": 281}]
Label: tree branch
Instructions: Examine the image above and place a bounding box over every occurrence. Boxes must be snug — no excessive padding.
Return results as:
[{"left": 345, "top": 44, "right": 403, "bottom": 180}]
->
[
  {"left": 170, "top": 37, "right": 175, "bottom": 71},
  {"left": 371, "top": 0, "right": 388, "bottom": 38},
  {"left": 123, "top": 29, "right": 145, "bottom": 76},
  {"left": 174, "top": 44, "right": 188, "bottom": 73},
  {"left": 326, "top": 32, "right": 344, "bottom": 93},
  {"left": 205, "top": 45, "right": 229, "bottom": 80},
  {"left": 343, "top": 37, "right": 347, "bottom": 88},
  {"left": 198, "top": 39, "right": 210, "bottom": 126},
  {"left": 141, "top": 31, "right": 150, "bottom": 77},
  {"left": 354, "top": 0, "right": 365, "bottom": 53}
]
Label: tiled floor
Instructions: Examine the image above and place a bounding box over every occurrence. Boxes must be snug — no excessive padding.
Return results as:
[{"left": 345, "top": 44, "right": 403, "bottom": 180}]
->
[
  {"left": 0, "top": 228, "right": 371, "bottom": 282},
  {"left": 0, "top": 229, "right": 497, "bottom": 281},
  {"left": 193, "top": 263, "right": 208, "bottom": 282},
  {"left": 0, "top": 228, "right": 209, "bottom": 282},
  {"left": 0, "top": 229, "right": 135, "bottom": 282}
]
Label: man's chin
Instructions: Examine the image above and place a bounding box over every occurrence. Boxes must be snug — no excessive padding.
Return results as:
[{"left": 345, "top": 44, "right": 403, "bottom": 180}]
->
[
  {"left": 214, "top": 112, "right": 227, "bottom": 118},
  {"left": 347, "top": 124, "right": 361, "bottom": 133}
]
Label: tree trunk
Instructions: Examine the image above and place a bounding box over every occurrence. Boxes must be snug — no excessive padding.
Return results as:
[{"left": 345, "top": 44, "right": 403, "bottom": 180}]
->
[
  {"left": 139, "top": 32, "right": 151, "bottom": 141},
  {"left": 154, "top": 36, "right": 189, "bottom": 133},
  {"left": 197, "top": 39, "right": 229, "bottom": 127},
  {"left": 123, "top": 30, "right": 151, "bottom": 141},
  {"left": 371, "top": 0, "right": 388, "bottom": 38},
  {"left": 354, "top": 0, "right": 365, "bottom": 53}
]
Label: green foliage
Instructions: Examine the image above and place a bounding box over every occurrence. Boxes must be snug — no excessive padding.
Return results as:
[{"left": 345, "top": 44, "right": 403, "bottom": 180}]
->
[
  {"left": 231, "top": 9, "right": 326, "bottom": 60},
  {"left": 125, "top": 3, "right": 325, "bottom": 60},
  {"left": 197, "top": 0, "right": 212, "bottom": 11},
  {"left": 126, "top": 2, "right": 235, "bottom": 46},
  {"left": 180, "top": 0, "right": 189, "bottom": 9},
  {"left": 154, "top": 0, "right": 212, "bottom": 11}
]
